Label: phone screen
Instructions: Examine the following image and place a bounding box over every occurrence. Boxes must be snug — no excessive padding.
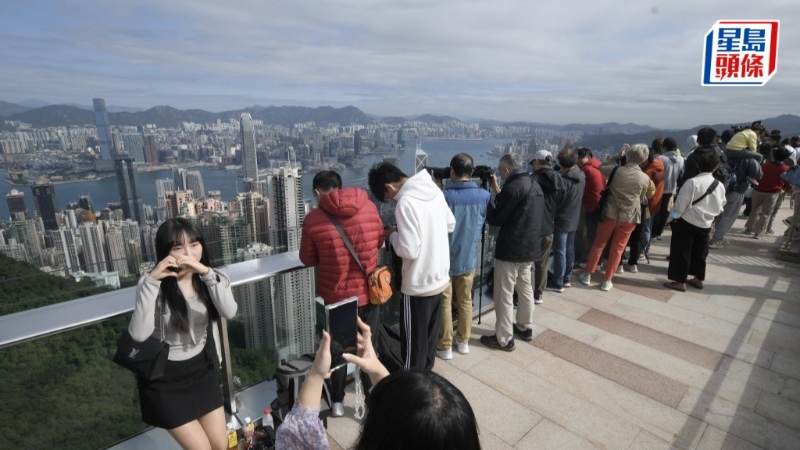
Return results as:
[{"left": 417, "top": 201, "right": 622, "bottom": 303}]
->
[{"left": 326, "top": 296, "right": 358, "bottom": 370}]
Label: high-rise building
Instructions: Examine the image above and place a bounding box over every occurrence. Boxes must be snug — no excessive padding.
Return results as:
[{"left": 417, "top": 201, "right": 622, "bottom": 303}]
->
[
  {"left": 78, "top": 195, "right": 94, "bottom": 212},
  {"left": 50, "top": 228, "right": 81, "bottom": 272},
  {"left": 143, "top": 134, "right": 158, "bottom": 164},
  {"left": 79, "top": 223, "right": 107, "bottom": 272},
  {"left": 267, "top": 166, "right": 316, "bottom": 360},
  {"left": 232, "top": 191, "right": 262, "bottom": 246},
  {"left": 6, "top": 218, "right": 41, "bottom": 265},
  {"left": 240, "top": 113, "right": 258, "bottom": 181},
  {"left": 414, "top": 141, "right": 428, "bottom": 174},
  {"left": 312, "top": 131, "right": 324, "bottom": 157},
  {"left": 186, "top": 171, "right": 206, "bottom": 200},
  {"left": 155, "top": 179, "right": 175, "bottom": 208},
  {"left": 354, "top": 130, "right": 363, "bottom": 156},
  {"left": 173, "top": 167, "right": 187, "bottom": 191},
  {"left": 243, "top": 179, "right": 268, "bottom": 197},
  {"left": 255, "top": 199, "right": 271, "bottom": 244},
  {"left": 114, "top": 156, "right": 145, "bottom": 225},
  {"left": 93, "top": 98, "right": 115, "bottom": 160},
  {"left": 31, "top": 177, "right": 59, "bottom": 231},
  {"left": 6, "top": 189, "right": 27, "bottom": 218},
  {"left": 119, "top": 133, "right": 145, "bottom": 163},
  {"left": 105, "top": 227, "right": 132, "bottom": 278},
  {"left": 233, "top": 243, "right": 274, "bottom": 350},
  {"left": 165, "top": 190, "right": 194, "bottom": 220}
]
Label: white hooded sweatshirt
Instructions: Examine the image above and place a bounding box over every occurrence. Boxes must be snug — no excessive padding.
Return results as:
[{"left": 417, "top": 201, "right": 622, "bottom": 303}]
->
[{"left": 389, "top": 170, "right": 456, "bottom": 296}]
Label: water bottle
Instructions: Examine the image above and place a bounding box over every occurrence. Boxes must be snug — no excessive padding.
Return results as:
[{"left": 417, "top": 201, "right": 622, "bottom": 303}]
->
[
  {"left": 226, "top": 422, "right": 238, "bottom": 450},
  {"left": 243, "top": 417, "right": 255, "bottom": 444},
  {"left": 262, "top": 407, "right": 274, "bottom": 430}
]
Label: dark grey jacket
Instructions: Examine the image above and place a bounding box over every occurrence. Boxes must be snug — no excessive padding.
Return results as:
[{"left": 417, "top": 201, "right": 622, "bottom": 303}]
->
[
  {"left": 555, "top": 166, "right": 586, "bottom": 233},
  {"left": 487, "top": 170, "right": 544, "bottom": 263},
  {"left": 531, "top": 167, "right": 564, "bottom": 236},
  {"left": 725, "top": 149, "right": 764, "bottom": 194}
]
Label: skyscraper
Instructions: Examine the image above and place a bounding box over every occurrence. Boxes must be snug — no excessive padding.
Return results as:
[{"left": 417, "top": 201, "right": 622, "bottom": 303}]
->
[
  {"left": 31, "top": 177, "right": 59, "bottom": 231},
  {"left": 105, "top": 227, "right": 132, "bottom": 278},
  {"left": 414, "top": 141, "right": 428, "bottom": 174},
  {"left": 233, "top": 243, "right": 274, "bottom": 350},
  {"left": 50, "top": 228, "right": 81, "bottom": 272},
  {"left": 186, "top": 171, "right": 206, "bottom": 200},
  {"left": 155, "top": 179, "right": 175, "bottom": 207},
  {"left": 93, "top": 98, "right": 114, "bottom": 160},
  {"left": 114, "top": 156, "right": 145, "bottom": 225},
  {"left": 143, "top": 134, "right": 158, "bottom": 164},
  {"left": 172, "top": 167, "right": 187, "bottom": 191},
  {"left": 5, "top": 189, "right": 27, "bottom": 218},
  {"left": 79, "top": 223, "right": 107, "bottom": 272},
  {"left": 240, "top": 113, "right": 258, "bottom": 182},
  {"left": 354, "top": 130, "right": 363, "bottom": 156},
  {"left": 78, "top": 195, "right": 94, "bottom": 212},
  {"left": 164, "top": 190, "right": 194, "bottom": 220},
  {"left": 267, "top": 166, "right": 316, "bottom": 360},
  {"left": 120, "top": 133, "right": 145, "bottom": 163}
]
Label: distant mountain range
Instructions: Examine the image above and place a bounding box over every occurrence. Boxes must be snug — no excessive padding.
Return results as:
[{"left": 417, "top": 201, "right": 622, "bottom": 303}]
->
[
  {"left": 1, "top": 100, "right": 797, "bottom": 144},
  {"left": 579, "top": 114, "right": 800, "bottom": 151}
]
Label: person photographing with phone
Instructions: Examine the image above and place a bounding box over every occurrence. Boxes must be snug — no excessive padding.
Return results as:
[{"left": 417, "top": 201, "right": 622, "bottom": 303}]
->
[
  {"left": 276, "top": 318, "right": 482, "bottom": 450},
  {"left": 127, "top": 218, "right": 237, "bottom": 450}
]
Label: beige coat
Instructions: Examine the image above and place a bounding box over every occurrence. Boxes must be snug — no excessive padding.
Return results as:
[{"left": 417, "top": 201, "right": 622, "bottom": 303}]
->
[{"left": 600, "top": 161, "right": 652, "bottom": 224}]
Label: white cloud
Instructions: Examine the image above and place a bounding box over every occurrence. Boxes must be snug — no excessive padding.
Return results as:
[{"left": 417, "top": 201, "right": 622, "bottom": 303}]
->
[{"left": 0, "top": 0, "right": 797, "bottom": 127}]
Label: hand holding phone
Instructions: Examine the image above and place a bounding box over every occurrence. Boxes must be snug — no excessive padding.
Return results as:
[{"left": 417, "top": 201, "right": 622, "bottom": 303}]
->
[{"left": 325, "top": 296, "right": 359, "bottom": 371}]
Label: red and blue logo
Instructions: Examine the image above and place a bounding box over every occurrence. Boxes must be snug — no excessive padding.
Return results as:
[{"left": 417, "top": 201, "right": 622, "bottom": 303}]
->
[{"left": 702, "top": 20, "right": 779, "bottom": 86}]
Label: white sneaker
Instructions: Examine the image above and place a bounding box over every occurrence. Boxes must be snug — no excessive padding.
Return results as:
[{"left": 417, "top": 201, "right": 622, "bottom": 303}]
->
[
  {"left": 579, "top": 272, "right": 591, "bottom": 285},
  {"left": 455, "top": 339, "right": 470, "bottom": 354},
  {"left": 616, "top": 264, "right": 624, "bottom": 274},
  {"left": 600, "top": 280, "right": 613, "bottom": 291},
  {"left": 623, "top": 263, "right": 638, "bottom": 273},
  {"left": 332, "top": 402, "right": 344, "bottom": 417},
  {"left": 436, "top": 347, "right": 453, "bottom": 360}
]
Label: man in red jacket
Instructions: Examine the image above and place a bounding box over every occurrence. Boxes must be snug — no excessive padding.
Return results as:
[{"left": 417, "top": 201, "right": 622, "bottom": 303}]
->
[
  {"left": 299, "top": 170, "right": 384, "bottom": 417},
  {"left": 575, "top": 148, "right": 606, "bottom": 264}
]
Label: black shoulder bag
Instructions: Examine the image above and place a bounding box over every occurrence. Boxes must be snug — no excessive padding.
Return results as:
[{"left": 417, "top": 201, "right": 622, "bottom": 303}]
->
[{"left": 113, "top": 298, "right": 170, "bottom": 380}]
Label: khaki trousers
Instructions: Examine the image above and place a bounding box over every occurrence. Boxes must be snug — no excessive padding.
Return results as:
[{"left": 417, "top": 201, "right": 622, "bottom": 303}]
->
[
  {"left": 494, "top": 259, "right": 534, "bottom": 346},
  {"left": 438, "top": 271, "right": 475, "bottom": 350}
]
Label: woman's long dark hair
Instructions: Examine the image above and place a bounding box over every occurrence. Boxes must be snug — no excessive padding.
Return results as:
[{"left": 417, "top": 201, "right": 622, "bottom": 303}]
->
[
  {"left": 155, "top": 218, "right": 220, "bottom": 332},
  {"left": 355, "top": 369, "right": 481, "bottom": 450}
]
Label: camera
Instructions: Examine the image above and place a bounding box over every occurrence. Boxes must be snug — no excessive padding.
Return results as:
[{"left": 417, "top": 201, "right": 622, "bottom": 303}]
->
[
  {"left": 425, "top": 167, "right": 451, "bottom": 180},
  {"left": 473, "top": 165, "right": 495, "bottom": 190}
]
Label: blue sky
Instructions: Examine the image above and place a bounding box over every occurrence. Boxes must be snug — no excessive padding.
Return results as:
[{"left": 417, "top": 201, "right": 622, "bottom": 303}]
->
[{"left": 1, "top": 0, "right": 798, "bottom": 128}]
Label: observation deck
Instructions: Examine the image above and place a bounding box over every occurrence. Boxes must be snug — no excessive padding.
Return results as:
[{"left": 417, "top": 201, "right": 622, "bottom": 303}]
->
[{"left": 1, "top": 208, "right": 799, "bottom": 450}]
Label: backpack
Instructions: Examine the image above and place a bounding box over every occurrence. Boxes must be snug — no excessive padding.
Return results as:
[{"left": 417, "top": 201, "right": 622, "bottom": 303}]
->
[
  {"left": 725, "top": 158, "right": 742, "bottom": 193},
  {"left": 270, "top": 355, "right": 332, "bottom": 428},
  {"left": 711, "top": 147, "right": 733, "bottom": 190}
]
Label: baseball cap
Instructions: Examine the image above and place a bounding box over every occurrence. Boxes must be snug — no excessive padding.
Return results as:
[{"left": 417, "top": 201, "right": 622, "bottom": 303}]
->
[{"left": 530, "top": 150, "right": 552, "bottom": 164}]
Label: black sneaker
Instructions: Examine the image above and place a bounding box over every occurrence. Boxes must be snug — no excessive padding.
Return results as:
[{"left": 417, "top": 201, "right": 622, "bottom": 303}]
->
[
  {"left": 545, "top": 283, "right": 564, "bottom": 293},
  {"left": 513, "top": 326, "right": 533, "bottom": 342},
  {"left": 480, "top": 335, "right": 516, "bottom": 352}
]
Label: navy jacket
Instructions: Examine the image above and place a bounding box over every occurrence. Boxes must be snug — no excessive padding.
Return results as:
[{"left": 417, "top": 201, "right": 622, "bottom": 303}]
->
[{"left": 555, "top": 166, "right": 585, "bottom": 233}]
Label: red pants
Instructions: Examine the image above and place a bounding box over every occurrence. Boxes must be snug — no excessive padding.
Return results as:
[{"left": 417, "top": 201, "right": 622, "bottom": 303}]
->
[{"left": 586, "top": 219, "right": 637, "bottom": 281}]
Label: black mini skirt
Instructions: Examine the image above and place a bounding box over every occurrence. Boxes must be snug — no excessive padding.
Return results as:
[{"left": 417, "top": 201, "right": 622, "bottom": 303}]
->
[{"left": 137, "top": 349, "right": 223, "bottom": 429}]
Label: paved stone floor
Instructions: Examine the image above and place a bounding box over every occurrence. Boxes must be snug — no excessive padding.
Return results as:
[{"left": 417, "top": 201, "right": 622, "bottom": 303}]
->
[{"left": 326, "top": 206, "right": 800, "bottom": 449}]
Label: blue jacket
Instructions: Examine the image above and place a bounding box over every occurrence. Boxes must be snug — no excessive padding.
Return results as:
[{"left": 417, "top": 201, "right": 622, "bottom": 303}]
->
[{"left": 443, "top": 181, "right": 490, "bottom": 276}]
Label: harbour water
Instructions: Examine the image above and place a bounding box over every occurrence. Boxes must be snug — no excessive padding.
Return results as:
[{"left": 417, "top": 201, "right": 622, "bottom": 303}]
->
[{"left": 1, "top": 139, "right": 511, "bottom": 220}]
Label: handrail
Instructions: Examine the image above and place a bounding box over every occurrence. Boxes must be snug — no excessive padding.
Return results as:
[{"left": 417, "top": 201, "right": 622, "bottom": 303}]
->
[{"left": 0, "top": 251, "right": 305, "bottom": 349}]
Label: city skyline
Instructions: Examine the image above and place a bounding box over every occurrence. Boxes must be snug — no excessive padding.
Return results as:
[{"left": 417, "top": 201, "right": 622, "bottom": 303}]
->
[{"left": 1, "top": 1, "right": 798, "bottom": 129}]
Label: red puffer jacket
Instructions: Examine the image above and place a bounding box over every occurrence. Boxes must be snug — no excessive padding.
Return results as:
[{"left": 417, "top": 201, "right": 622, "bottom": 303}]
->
[
  {"left": 644, "top": 157, "right": 665, "bottom": 215},
  {"left": 299, "top": 187, "right": 384, "bottom": 307}
]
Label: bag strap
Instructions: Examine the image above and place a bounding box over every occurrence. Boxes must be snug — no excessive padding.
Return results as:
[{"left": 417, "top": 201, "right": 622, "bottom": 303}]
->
[
  {"left": 159, "top": 295, "right": 165, "bottom": 342},
  {"left": 692, "top": 179, "right": 720, "bottom": 206},
  {"left": 324, "top": 212, "right": 367, "bottom": 276},
  {"left": 606, "top": 166, "right": 620, "bottom": 189}
]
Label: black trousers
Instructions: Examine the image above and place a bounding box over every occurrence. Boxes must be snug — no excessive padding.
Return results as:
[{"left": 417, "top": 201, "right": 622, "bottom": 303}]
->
[
  {"left": 667, "top": 218, "right": 710, "bottom": 283},
  {"left": 400, "top": 292, "right": 442, "bottom": 371},
  {"left": 328, "top": 303, "right": 381, "bottom": 403},
  {"left": 653, "top": 193, "right": 673, "bottom": 237},
  {"left": 628, "top": 222, "right": 643, "bottom": 266}
]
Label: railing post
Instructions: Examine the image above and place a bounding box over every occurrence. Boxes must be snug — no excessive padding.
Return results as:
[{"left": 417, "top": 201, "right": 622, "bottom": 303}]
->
[{"left": 218, "top": 317, "right": 237, "bottom": 415}]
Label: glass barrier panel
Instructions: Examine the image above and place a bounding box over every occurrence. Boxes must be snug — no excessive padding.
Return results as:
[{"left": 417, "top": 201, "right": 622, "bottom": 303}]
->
[{"left": 0, "top": 316, "right": 146, "bottom": 450}]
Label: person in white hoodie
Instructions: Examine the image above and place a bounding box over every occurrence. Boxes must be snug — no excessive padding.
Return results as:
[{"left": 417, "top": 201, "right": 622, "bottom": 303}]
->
[{"left": 369, "top": 162, "right": 456, "bottom": 370}]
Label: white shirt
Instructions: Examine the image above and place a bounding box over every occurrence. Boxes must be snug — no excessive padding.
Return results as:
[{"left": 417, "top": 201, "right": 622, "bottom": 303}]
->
[{"left": 674, "top": 172, "right": 727, "bottom": 228}]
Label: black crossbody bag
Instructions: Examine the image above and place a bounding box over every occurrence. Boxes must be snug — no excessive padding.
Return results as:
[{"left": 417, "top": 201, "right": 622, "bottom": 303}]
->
[
  {"left": 113, "top": 298, "right": 170, "bottom": 380},
  {"left": 596, "top": 166, "right": 619, "bottom": 219}
]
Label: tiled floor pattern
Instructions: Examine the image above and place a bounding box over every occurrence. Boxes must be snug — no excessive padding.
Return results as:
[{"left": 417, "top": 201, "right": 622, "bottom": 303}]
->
[{"left": 327, "top": 211, "right": 800, "bottom": 449}]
